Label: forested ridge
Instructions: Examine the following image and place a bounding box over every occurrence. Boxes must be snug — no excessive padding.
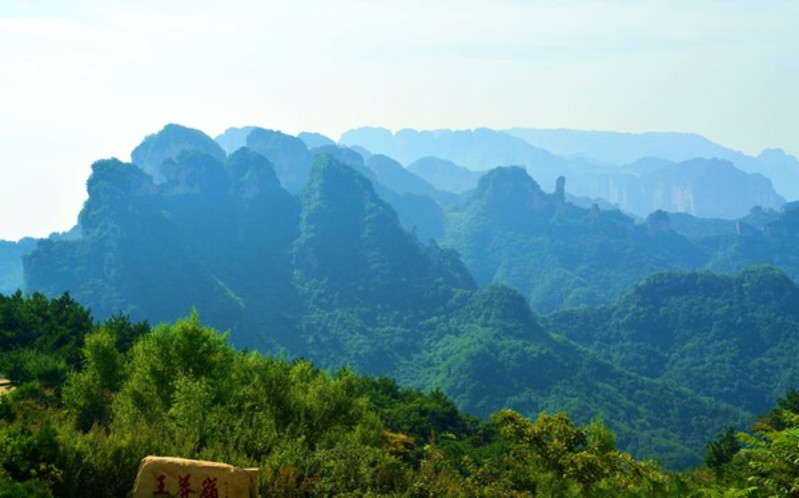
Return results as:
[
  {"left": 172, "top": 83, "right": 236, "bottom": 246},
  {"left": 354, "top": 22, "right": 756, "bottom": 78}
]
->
[
  {"left": 1, "top": 292, "right": 798, "bottom": 496},
  {"left": 440, "top": 165, "right": 799, "bottom": 313},
  {"left": 547, "top": 266, "right": 799, "bottom": 416}
]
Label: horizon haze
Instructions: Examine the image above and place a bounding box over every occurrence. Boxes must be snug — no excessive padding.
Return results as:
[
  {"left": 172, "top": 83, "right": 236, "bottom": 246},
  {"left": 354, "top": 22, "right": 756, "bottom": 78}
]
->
[{"left": 2, "top": 0, "right": 797, "bottom": 240}]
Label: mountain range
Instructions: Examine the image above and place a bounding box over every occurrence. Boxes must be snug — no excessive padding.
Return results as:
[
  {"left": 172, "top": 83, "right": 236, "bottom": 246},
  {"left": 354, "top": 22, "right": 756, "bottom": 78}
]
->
[
  {"left": 341, "top": 126, "right": 791, "bottom": 218},
  {"left": 4, "top": 124, "right": 799, "bottom": 469},
  {"left": 505, "top": 127, "right": 799, "bottom": 202}
]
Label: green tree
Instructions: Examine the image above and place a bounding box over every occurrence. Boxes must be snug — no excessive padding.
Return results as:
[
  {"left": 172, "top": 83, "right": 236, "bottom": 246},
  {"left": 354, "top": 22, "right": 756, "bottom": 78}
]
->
[
  {"left": 704, "top": 426, "right": 740, "bottom": 479},
  {"left": 493, "top": 409, "right": 665, "bottom": 495},
  {"left": 62, "top": 328, "right": 126, "bottom": 430},
  {"left": 735, "top": 411, "right": 799, "bottom": 496}
]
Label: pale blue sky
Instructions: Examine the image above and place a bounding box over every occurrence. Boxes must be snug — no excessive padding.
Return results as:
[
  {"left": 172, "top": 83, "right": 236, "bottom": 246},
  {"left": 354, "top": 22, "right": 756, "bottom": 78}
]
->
[{"left": 1, "top": 0, "right": 797, "bottom": 240}]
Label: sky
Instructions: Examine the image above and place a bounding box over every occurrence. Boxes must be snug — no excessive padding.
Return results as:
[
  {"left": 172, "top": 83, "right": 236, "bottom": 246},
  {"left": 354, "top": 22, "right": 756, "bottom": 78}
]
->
[{"left": 1, "top": 0, "right": 798, "bottom": 241}]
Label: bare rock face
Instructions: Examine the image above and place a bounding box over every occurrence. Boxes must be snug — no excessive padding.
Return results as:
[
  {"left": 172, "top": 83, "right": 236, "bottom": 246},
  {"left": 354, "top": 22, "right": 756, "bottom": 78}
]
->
[
  {"left": 131, "top": 456, "right": 257, "bottom": 498},
  {"left": 554, "top": 176, "right": 566, "bottom": 204}
]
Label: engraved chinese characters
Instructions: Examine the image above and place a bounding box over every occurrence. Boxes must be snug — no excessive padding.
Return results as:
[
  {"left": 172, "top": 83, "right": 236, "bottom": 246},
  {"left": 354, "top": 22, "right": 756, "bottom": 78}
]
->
[{"left": 131, "top": 456, "right": 257, "bottom": 498}]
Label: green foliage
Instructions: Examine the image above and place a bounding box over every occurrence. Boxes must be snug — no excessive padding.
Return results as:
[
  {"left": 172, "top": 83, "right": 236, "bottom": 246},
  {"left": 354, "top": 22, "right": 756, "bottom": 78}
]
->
[
  {"left": 0, "top": 291, "right": 91, "bottom": 359},
  {"left": 111, "top": 311, "right": 234, "bottom": 431},
  {"left": 0, "top": 474, "right": 53, "bottom": 497},
  {"left": 694, "top": 399, "right": 799, "bottom": 496},
  {"left": 13, "top": 301, "right": 799, "bottom": 496},
  {"left": 2, "top": 351, "right": 67, "bottom": 389},
  {"left": 0, "top": 291, "right": 93, "bottom": 389},
  {"left": 493, "top": 409, "right": 666, "bottom": 495},
  {"left": 62, "top": 327, "right": 126, "bottom": 430},
  {"left": 0, "top": 422, "right": 62, "bottom": 488},
  {"left": 704, "top": 426, "right": 741, "bottom": 479},
  {"left": 354, "top": 376, "right": 475, "bottom": 444},
  {"left": 755, "top": 388, "right": 799, "bottom": 432},
  {"left": 0, "top": 309, "right": 680, "bottom": 497},
  {"left": 734, "top": 412, "right": 799, "bottom": 496}
]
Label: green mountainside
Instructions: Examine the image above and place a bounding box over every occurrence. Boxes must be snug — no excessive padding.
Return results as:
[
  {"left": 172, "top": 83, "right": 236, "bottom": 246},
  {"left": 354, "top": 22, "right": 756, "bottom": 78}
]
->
[
  {"left": 24, "top": 152, "right": 296, "bottom": 346},
  {"left": 443, "top": 167, "right": 704, "bottom": 311},
  {"left": 441, "top": 166, "right": 799, "bottom": 312},
  {"left": 547, "top": 267, "right": 799, "bottom": 416},
  {"left": 394, "top": 284, "right": 749, "bottom": 467}
]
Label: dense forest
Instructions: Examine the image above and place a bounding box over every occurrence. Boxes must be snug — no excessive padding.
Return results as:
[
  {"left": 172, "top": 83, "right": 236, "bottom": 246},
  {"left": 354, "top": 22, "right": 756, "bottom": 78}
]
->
[
  {"left": 547, "top": 266, "right": 799, "bottom": 416},
  {"left": 2, "top": 123, "right": 799, "bottom": 493},
  {"left": 1, "top": 293, "right": 798, "bottom": 496}
]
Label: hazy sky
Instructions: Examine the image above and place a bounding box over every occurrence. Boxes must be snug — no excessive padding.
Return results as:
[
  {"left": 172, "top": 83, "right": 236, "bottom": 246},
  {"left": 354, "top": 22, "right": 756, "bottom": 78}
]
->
[{"left": 1, "top": 0, "right": 797, "bottom": 240}]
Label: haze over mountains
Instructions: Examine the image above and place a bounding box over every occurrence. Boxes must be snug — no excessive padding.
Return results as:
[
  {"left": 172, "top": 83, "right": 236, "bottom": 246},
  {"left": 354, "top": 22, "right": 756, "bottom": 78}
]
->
[
  {"left": 342, "top": 126, "right": 792, "bottom": 219},
  {"left": 506, "top": 128, "right": 799, "bottom": 199},
  {"left": 3, "top": 123, "right": 799, "bottom": 470}
]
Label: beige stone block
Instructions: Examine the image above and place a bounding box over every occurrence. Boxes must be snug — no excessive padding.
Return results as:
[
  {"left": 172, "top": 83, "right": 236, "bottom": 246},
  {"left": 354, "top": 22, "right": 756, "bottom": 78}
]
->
[
  {"left": 0, "top": 378, "right": 13, "bottom": 396},
  {"left": 131, "top": 456, "right": 258, "bottom": 498}
]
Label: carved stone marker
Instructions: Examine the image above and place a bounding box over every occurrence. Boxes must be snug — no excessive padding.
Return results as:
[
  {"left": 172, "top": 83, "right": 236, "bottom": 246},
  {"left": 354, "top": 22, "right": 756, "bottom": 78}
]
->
[
  {"left": 131, "top": 456, "right": 258, "bottom": 498},
  {"left": 0, "top": 378, "right": 13, "bottom": 396}
]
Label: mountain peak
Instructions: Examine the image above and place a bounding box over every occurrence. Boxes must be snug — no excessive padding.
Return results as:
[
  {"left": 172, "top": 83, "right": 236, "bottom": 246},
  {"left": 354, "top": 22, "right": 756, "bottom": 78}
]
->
[
  {"left": 131, "top": 124, "right": 225, "bottom": 183},
  {"left": 246, "top": 128, "right": 311, "bottom": 192},
  {"left": 758, "top": 147, "right": 798, "bottom": 165},
  {"left": 474, "top": 166, "right": 552, "bottom": 218}
]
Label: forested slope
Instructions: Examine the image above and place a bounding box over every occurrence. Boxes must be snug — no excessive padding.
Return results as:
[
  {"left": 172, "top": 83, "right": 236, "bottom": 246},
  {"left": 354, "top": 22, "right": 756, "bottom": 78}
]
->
[
  {"left": 1, "top": 293, "right": 798, "bottom": 496},
  {"left": 547, "top": 266, "right": 799, "bottom": 416}
]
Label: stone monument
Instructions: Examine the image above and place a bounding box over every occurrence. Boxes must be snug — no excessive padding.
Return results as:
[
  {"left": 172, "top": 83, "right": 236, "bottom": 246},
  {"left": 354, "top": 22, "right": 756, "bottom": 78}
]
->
[{"left": 131, "top": 456, "right": 258, "bottom": 498}]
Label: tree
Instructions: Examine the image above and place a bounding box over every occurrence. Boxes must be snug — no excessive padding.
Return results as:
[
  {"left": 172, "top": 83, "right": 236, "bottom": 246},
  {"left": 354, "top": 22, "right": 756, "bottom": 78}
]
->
[
  {"left": 493, "top": 409, "right": 665, "bottom": 494},
  {"left": 62, "top": 328, "right": 126, "bottom": 430},
  {"left": 735, "top": 411, "right": 799, "bottom": 496},
  {"left": 704, "top": 426, "right": 741, "bottom": 480}
]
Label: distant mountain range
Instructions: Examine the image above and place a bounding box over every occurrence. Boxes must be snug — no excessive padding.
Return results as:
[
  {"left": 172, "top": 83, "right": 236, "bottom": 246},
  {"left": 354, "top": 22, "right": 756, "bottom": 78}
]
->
[
  {"left": 341, "top": 126, "right": 791, "bottom": 218},
  {"left": 505, "top": 127, "right": 799, "bottom": 202},
  {"left": 437, "top": 165, "right": 799, "bottom": 311}
]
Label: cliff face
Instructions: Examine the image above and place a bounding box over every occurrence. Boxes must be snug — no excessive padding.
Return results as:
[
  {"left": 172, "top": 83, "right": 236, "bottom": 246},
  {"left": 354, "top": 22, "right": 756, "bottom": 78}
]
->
[
  {"left": 506, "top": 128, "right": 799, "bottom": 201},
  {"left": 575, "top": 159, "right": 784, "bottom": 219},
  {"left": 340, "top": 127, "right": 787, "bottom": 220},
  {"left": 0, "top": 238, "right": 37, "bottom": 295}
]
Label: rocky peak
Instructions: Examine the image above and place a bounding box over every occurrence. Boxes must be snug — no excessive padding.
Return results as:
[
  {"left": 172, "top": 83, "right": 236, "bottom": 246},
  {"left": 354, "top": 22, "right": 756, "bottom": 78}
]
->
[
  {"left": 246, "top": 128, "right": 311, "bottom": 192},
  {"left": 646, "top": 210, "right": 672, "bottom": 234},
  {"left": 226, "top": 147, "right": 282, "bottom": 199},
  {"left": 131, "top": 124, "right": 226, "bottom": 183},
  {"left": 474, "top": 166, "right": 553, "bottom": 219}
]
